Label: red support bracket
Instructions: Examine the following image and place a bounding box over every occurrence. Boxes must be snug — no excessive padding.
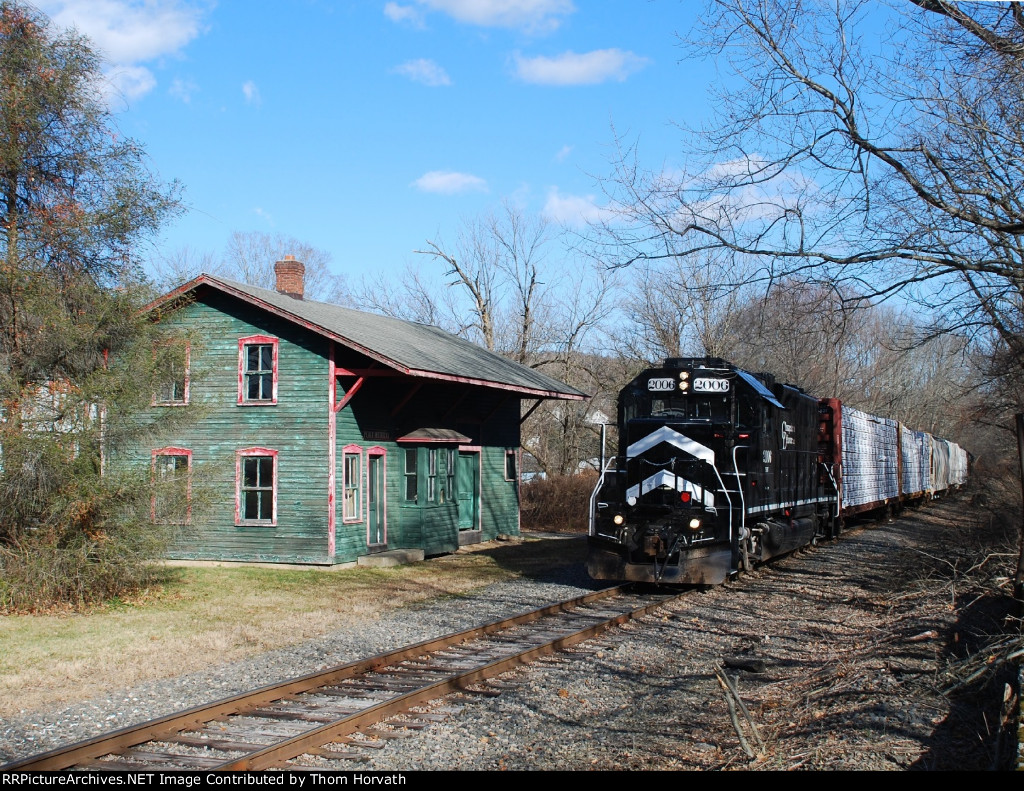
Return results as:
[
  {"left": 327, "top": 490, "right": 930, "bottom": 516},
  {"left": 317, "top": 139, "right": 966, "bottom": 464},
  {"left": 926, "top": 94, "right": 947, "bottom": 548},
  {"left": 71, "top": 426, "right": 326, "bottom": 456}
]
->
[{"left": 335, "top": 376, "right": 365, "bottom": 412}]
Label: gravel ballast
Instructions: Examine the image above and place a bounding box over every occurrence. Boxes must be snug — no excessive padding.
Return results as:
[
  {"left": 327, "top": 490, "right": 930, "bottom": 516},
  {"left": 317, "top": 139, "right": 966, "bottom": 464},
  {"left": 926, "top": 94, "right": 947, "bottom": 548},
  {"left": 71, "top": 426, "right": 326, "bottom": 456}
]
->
[{"left": 1, "top": 505, "right": 1015, "bottom": 771}]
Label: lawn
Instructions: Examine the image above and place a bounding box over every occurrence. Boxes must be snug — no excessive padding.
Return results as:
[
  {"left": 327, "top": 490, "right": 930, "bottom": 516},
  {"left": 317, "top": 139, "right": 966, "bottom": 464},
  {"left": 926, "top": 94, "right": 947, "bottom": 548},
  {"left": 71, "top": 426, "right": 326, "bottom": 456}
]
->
[{"left": 0, "top": 535, "right": 586, "bottom": 717}]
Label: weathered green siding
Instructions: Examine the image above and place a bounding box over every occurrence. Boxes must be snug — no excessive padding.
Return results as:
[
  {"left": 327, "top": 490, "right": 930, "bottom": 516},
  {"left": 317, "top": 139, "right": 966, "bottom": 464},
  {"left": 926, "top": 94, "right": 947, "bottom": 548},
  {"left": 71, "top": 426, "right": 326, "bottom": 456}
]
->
[
  {"left": 140, "top": 292, "right": 332, "bottom": 564},
  {"left": 330, "top": 356, "right": 521, "bottom": 561},
  {"left": 133, "top": 290, "right": 524, "bottom": 566}
]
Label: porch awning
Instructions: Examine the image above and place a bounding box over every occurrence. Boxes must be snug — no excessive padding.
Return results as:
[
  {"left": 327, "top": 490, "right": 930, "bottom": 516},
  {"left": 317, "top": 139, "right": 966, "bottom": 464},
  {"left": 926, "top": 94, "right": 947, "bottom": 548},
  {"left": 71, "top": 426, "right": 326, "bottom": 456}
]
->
[{"left": 396, "top": 428, "right": 472, "bottom": 444}]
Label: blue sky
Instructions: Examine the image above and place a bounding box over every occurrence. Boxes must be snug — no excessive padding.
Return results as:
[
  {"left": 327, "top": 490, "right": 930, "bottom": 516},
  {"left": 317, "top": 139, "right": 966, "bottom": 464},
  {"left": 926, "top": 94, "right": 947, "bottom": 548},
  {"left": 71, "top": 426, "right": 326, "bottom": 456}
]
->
[{"left": 36, "top": 0, "right": 711, "bottom": 285}]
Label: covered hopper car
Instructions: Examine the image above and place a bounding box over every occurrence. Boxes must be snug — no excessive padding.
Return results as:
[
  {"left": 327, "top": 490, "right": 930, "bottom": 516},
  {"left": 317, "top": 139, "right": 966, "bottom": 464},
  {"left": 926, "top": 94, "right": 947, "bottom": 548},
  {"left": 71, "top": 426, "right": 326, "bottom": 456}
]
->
[{"left": 587, "top": 357, "right": 967, "bottom": 585}]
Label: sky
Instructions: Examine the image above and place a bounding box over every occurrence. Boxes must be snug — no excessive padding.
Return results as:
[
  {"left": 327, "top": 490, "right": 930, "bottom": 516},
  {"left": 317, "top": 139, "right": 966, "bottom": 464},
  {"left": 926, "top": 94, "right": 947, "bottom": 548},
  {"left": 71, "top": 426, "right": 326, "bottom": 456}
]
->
[{"left": 33, "top": 0, "right": 713, "bottom": 287}]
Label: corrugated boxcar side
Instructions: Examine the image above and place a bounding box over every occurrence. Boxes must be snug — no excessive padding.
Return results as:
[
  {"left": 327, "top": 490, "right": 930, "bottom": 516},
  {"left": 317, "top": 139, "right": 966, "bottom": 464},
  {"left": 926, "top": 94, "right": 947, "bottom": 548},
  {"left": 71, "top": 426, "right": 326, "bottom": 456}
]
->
[
  {"left": 950, "top": 444, "right": 969, "bottom": 486},
  {"left": 899, "top": 425, "right": 931, "bottom": 498},
  {"left": 842, "top": 405, "right": 899, "bottom": 509},
  {"left": 930, "top": 436, "right": 952, "bottom": 493}
]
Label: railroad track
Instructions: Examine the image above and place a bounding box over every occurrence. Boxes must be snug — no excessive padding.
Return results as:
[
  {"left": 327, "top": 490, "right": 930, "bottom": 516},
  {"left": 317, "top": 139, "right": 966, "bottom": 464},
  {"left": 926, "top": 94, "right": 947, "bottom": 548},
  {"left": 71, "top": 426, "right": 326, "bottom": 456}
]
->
[{"left": 3, "top": 584, "right": 682, "bottom": 772}]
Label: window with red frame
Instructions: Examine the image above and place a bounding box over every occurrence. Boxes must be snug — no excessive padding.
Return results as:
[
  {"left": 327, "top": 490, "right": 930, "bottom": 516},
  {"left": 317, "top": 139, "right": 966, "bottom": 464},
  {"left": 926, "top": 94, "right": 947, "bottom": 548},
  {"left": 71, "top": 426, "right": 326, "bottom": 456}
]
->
[
  {"left": 154, "top": 341, "right": 189, "bottom": 406},
  {"left": 238, "top": 336, "right": 278, "bottom": 404},
  {"left": 237, "top": 449, "right": 277, "bottom": 525},
  {"left": 342, "top": 446, "right": 362, "bottom": 522},
  {"left": 152, "top": 448, "right": 191, "bottom": 523}
]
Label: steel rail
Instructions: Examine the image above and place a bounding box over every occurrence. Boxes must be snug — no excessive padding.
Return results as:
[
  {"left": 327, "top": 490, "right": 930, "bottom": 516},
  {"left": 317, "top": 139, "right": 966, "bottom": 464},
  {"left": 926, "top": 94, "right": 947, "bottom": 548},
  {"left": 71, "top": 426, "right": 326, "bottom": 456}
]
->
[{"left": 3, "top": 583, "right": 680, "bottom": 772}]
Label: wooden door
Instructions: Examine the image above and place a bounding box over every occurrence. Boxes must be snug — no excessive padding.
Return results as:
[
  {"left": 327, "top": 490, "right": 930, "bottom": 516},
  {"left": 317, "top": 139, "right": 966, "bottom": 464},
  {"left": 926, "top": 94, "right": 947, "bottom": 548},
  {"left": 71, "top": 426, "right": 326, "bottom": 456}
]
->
[
  {"left": 456, "top": 451, "right": 479, "bottom": 530},
  {"left": 367, "top": 452, "right": 386, "bottom": 546}
]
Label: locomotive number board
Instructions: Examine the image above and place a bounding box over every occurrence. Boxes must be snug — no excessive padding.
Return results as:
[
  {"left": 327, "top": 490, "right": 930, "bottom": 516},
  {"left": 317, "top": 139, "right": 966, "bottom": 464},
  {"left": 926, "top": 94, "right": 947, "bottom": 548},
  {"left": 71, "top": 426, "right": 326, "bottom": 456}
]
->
[{"left": 693, "top": 378, "right": 730, "bottom": 393}]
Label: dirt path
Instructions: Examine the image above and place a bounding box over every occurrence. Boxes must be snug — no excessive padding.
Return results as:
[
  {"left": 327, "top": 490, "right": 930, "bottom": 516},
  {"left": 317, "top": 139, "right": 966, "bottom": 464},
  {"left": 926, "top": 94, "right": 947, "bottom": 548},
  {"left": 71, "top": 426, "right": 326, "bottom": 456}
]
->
[{"left": 641, "top": 499, "right": 1020, "bottom": 770}]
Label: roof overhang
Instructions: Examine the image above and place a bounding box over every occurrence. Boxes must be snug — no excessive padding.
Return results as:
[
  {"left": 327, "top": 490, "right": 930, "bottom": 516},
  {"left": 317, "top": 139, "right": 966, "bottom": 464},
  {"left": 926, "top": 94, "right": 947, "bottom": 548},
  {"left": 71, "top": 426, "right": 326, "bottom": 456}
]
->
[{"left": 142, "top": 275, "right": 587, "bottom": 401}]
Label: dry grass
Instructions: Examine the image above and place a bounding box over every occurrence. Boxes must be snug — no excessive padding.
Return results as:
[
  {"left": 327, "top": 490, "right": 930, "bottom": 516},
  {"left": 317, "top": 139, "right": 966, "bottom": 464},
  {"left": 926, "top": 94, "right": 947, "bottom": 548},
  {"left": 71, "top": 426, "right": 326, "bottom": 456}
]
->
[
  {"left": 0, "top": 535, "right": 586, "bottom": 716},
  {"left": 520, "top": 473, "right": 596, "bottom": 532}
]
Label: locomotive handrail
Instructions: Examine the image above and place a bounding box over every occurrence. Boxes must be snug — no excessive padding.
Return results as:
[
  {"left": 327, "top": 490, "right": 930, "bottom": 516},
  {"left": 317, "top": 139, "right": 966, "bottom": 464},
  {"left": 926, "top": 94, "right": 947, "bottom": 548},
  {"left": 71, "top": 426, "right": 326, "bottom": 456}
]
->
[
  {"left": 820, "top": 462, "right": 840, "bottom": 519},
  {"left": 732, "top": 444, "right": 749, "bottom": 539},
  {"left": 700, "top": 459, "right": 735, "bottom": 553},
  {"left": 588, "top": 455, "right": 622, "bottom": 537},
  {"left": 584, "top": 356, "right": 969, "bottom": 588}
]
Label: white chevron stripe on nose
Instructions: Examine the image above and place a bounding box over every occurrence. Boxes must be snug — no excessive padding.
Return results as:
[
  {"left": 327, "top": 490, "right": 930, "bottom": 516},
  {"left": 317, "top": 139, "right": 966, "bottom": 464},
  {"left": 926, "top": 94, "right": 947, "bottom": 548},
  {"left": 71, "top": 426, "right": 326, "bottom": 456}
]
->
[
  {"left": 626, "top": 470, "right": 715, "bottom": 507},
  {"left": 627, "top": 425, "right": 715, "bottom": 464}
]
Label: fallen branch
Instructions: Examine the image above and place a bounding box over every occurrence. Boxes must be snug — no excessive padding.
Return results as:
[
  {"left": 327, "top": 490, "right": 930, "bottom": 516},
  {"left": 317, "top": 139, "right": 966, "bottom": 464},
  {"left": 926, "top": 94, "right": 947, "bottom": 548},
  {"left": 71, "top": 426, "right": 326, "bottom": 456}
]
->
[
  {"left": 716, "top": 669, "right": 755, "bottom": 758},
  {"left": 715, "top": 665, "right": 765, "bottom": 755}
]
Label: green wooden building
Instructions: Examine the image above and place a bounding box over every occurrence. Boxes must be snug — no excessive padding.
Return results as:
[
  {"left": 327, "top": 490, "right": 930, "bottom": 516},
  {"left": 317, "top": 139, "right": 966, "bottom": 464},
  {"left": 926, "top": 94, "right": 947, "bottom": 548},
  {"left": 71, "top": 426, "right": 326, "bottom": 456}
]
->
[{"left": 137, "top": 258, "right": 586, "bottom": 566}]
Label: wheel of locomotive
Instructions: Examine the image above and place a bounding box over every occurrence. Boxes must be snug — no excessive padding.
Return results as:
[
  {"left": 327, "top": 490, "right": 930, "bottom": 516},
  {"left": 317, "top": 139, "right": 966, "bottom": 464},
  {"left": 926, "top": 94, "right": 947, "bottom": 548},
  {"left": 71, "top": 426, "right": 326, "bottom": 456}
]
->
[{"left": 740, "top": 539, "right": 752, "bottom": 572}]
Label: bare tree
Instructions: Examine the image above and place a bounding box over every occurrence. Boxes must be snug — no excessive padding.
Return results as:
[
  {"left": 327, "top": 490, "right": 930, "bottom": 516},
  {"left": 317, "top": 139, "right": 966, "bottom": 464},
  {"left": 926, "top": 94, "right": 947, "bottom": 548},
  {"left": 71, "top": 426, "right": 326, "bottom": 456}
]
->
[
  {"left": 595, "top": 0, "right": 1024, "bottom": 414},
  {"left": 719, "top": 278, "right": 974, "bottom": 432},
  {"left": 351, "top": 201, "right": 618, "bottom": 475},
  {"left": 615, "top": 249, "right": 758, "bottom": 364},
  {"left": 148, "top": 245, "right": 219, "bottom": 292},
  {"left": 150, "top": 231, "right": 350, "bottom": 304}
]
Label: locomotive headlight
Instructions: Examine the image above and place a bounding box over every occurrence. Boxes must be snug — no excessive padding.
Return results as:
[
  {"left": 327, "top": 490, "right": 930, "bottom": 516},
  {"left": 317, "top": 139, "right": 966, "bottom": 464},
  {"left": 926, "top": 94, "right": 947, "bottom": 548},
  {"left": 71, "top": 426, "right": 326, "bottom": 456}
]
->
[
  {"left": 688, "top": 518, "right": 702, "bottom": 529},
  {"left": 612, "top": 513, "right": 625, "bottom": 526},
  {"left": 679, "top": 380, "right": 689, "bottom": 392},
  {"left": 679, "top": 371, "right": 689, "bottom": 381}
]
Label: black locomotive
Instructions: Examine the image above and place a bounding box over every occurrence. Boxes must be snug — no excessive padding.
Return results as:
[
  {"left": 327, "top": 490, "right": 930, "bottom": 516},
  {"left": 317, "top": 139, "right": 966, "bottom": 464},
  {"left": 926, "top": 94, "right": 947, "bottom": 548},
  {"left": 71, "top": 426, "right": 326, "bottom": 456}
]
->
[{"left": 587, "top": 357, "right": 966, "bottom": 585}]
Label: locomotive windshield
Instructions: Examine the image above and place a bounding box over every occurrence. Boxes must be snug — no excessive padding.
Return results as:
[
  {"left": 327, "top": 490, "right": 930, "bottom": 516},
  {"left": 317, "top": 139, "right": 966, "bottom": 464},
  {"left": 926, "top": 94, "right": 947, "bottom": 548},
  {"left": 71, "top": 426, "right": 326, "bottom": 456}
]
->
[
  {"left": 621, "top": 387, "right": 731, "bottom": 424},
  {"left": 651, "top": 394, "right": 729, "bottom": 422},
  {"left": 620, "top": 372, "right": 765, "bottom": 430}
]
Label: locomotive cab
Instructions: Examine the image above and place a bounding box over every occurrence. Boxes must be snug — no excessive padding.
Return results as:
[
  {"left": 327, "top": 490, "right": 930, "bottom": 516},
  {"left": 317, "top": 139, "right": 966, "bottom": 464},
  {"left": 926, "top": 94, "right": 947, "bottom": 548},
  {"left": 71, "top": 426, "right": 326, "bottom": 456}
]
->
[{"left": 588, "top": 358, "right": 837, "bottom": 585}]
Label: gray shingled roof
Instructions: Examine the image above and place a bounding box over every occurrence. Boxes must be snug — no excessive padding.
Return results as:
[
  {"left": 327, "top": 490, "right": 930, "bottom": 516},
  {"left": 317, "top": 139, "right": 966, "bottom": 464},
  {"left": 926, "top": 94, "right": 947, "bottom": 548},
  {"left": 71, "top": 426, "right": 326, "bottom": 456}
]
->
[{"left": 158, "top": 274, "right": 587, "bottom": 400}]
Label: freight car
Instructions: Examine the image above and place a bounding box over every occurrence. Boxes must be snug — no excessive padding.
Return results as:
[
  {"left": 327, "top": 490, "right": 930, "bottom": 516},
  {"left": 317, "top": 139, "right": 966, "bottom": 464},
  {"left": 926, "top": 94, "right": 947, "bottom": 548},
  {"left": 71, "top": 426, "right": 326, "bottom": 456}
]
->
[{"left": 587, "top": 357, "right": 967, "bottom": 585}]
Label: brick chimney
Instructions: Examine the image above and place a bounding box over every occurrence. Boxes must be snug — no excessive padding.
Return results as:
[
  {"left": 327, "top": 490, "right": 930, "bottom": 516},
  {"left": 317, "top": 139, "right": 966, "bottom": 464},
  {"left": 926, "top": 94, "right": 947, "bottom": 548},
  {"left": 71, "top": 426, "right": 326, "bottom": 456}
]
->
[{"left": 274, "top": 255, "right": 305, "bottom": 299}]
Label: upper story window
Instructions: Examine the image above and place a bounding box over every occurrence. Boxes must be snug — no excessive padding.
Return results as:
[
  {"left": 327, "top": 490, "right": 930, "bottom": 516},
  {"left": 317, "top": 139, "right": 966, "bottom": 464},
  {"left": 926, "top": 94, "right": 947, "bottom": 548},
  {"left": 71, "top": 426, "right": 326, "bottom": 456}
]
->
[
  {"left": 151, "top": 447, "right": 192, "bottom": 523},
  {"left": 236, "top": 447, "right": 278, "bottom": 526},
  {"left": 154, "top": 341, "right": 189, "bottom": 406},
  {"left": 238, "top": 335, "right": 278, "bottom": 405}
]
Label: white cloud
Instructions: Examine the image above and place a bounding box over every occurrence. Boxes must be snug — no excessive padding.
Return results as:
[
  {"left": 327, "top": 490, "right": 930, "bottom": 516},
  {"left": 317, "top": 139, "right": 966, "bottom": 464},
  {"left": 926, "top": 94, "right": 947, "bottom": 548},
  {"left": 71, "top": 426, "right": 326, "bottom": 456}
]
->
[
  {"left": 38, "top": 1, "right": 208, "bottom": 100},
  {"left": 41, "top": 0, "right": 205, "bottom": 62},
  {"left": 679, "top": 155, "right": 821, "bottom": 228},
  {"left": 514, "top": 49, "right": 650, "bottom": 85},
  {"left": 389, "top": 0, "right": 574, "bottom": 33},
  {"left": 555, "top": 144, "right": 572, "bottom": 162},
  {"left": 242, "top": 80, "right": 262, "bottom": 106},
  {"left": 104, "top": 64, "right": 157, "bottom": 101},
  {"left": 169, "top": 77, "right": 198, "bottom": 103},
  {"left": 542, "top": 188, "right": 614, "bottom": 227},
  {"left": 413, "top": 171, "right": 489, "bottom": 194},
  {"left": 392, "top": 59, "right": 452, "bottom": 87},
  {"left": 384, "top": 2, "right": 424, "bottom": 26}
]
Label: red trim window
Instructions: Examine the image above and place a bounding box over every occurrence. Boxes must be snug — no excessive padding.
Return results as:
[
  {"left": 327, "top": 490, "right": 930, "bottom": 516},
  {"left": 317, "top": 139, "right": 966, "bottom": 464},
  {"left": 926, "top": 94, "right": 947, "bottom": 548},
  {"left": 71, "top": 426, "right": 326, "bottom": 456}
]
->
[
  {"left": 153, "top": 340, "right": 190, "bottom": 406},
  {"left": 238, "top": 335, "right": 278, "bottom": 405},
  {"left": 236, "top": 447, "right": 278, "bottom": 525},
  {"left": 342, "top": 444, "right": 362, "bottom": 523},
  {"left": 151, "top": 447, "right": 192, "bottom": 523}
]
